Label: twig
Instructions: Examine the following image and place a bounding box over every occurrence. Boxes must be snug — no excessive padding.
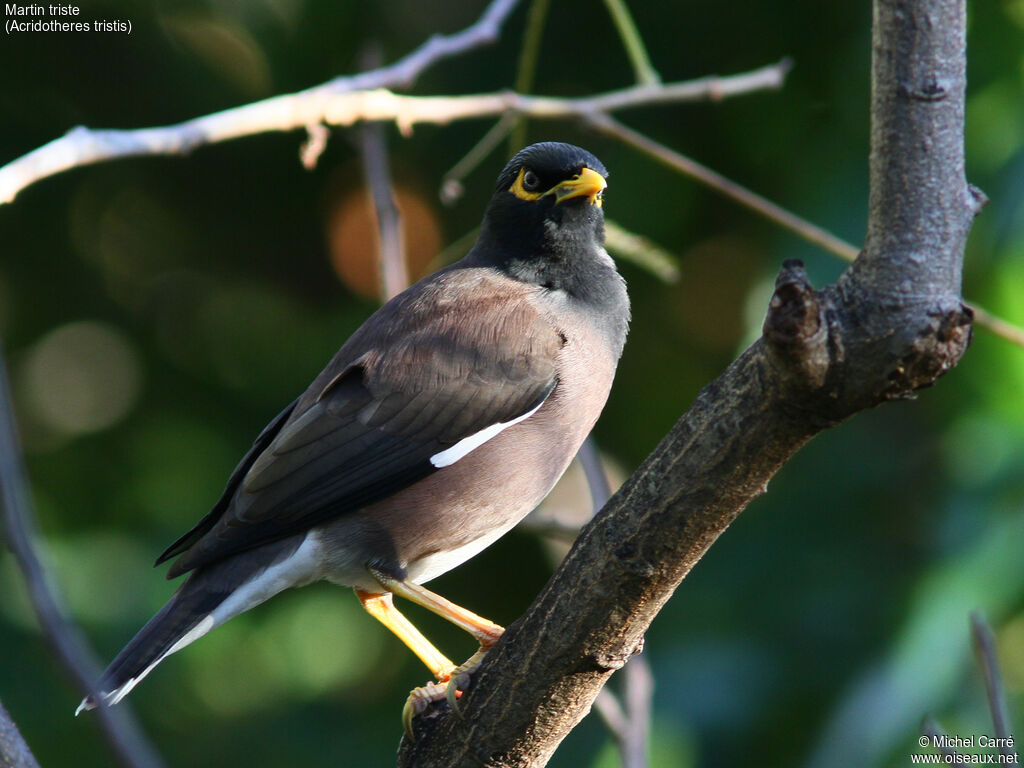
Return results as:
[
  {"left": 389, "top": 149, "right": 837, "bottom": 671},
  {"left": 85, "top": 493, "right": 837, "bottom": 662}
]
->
[
  {"left": 588, "top": 112, "right": 1024, "bottom": 350},
  {"left": 970, "top": 612, "right": 1017, "bottom": 761},
  {"left": 316, "top": 0, "right": 521, "bottom": 95},
  {"left": 604, "top": 220, "right": 681, "bottom": 283},
  {"left": 592, "top": 688, "right": 627, "bottom": 741},
  {"left": 0, "top": 697, "right": 40, "bottom": 768},
  {"left": 577, "top": 437, "right": 612, "bottom": 511},
  {"left": 0, "top": 0, "right": 522, "bottom": 204},
  {"left": 622, "top": 654, "right": 654, "bottom": 768},
  {"left": 969, "top": 304, "right": 1024, "bottom": 348},
  {"left": 601, "top": 0, "right": 660, "bottom": 86},
  {"left": 360, "top": 125, "right": 407, "bottom": 302},
  {"left": 441, "top": 114, "right": 519, "bottom": 205},
  {"left": 577, "top": 437, "right": 652, "bottom": 768},
  {"left": 922, "top": 717, "right": 963, "bottom": 760},
  {"left": 586, "top": 111, "right": 857, "bottom": 262},
  {"left": 359, "top": 47, "right": 409, "bottom": 302},
  {"left": 299, "top": 122, "right": 331, "bottom": 170},
  {"left": 0, "top": 61, "right": 792, "bottom": 205},
  {"left": 431, "top": 226, "right": 481, "bottom": 269},
  {"left": 593, "top": 654, "right": 653, "bottom": 768},
  {"left": 0, "top": 351, "right": 164, "bottom": 768},
  {"left": 524, "top": 439, "right": 655, "bottom": 768},
  {"left": 515, "top": 516, "right": 581, "bottom": 542},
  {"left": 509, "top": 0, "right": 552, "bottom": 153}
]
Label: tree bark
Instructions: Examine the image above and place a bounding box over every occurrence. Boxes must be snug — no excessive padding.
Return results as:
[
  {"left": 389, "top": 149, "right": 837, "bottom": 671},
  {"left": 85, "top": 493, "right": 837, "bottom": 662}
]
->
[
  {"left": 0, "top": 698, "right": 39, "bottom": 768},
  {"left": 397, "top": 0, "right": 982, "bottom": 765}
]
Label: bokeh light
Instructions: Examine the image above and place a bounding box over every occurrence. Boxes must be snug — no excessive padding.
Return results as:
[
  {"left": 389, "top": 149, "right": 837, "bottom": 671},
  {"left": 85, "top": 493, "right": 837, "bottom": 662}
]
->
[
  {"left": 326, "top": 186, "right": 442, "bottom": 300},
  {"left": 18, "top": 321, "right": 143, "bottom": 438}
]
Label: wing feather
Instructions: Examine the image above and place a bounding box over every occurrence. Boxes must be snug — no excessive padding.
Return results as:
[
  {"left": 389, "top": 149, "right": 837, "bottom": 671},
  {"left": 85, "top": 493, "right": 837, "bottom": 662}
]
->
[{"left": 163, "top": 268, "right": 561, "bottom": 576}]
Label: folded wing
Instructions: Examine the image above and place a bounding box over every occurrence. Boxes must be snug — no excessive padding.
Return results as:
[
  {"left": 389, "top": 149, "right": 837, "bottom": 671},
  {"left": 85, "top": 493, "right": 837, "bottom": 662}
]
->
[{"left": 159, "top": 270, "right": 561, "bottom": 577}]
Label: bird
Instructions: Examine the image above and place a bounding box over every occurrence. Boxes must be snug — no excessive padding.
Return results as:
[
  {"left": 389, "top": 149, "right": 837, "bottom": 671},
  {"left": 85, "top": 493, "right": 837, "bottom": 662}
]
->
[{"left": 78, "top": 142, "right": 630, "bottom": 733}]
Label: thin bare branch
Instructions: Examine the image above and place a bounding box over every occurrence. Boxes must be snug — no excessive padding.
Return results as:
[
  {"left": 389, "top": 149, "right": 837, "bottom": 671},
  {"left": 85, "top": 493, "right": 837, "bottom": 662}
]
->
[
  {"left": 316, "top": 0, "right": 522, "bottom": 94},
  {"left": 361, "top": 122, "right": 408, "bottom": 301},
  {"left": 576, "top": 437, "right": 612, "bottom": 512},
  {"left": 592, "top": 687, "right": 627, "bottom": 738},
  {"left": 515, "top": 516, "right": 582, "bottom": 542},
  {"left": 603, "top": 220, "right": 681, "bottom": 283},
  {"left": 969, "top": 304, "right": 1024, "bottom": 348},
  {"left": 594, "top": 655, "right": 653, "bottom": 768},
  {"left": 299, "top": 122, "right": 331, "bottom": 170},
  {"left": 509, "top": 0, "right": 552, "bottom": 153},
  {"left": 922, "top": 717, "right": 964, "bottom": 760},
  {"left": 0, "top": 352, "right": 164, "bottom": 768},
  {"left": 587, "top": 113, "right": 1024, "bottom": 350},
  {"left": 587, "top": 112, "right": 858, "bottom": 262},
  {"left": 601, "top": 0, "right": 660, "bottom": 86},
  {"left": 359, "top": 46, "right": 409, "bottom": 302},
  {"left": 0, "top": 0, "right": 521, "bottom": 203},
  {"left": 970, "top": 612, "right": 1017, "bottom": 760},
  {"left": 0, "top": 698, "right": 40, "bottom": 768},
  {"left": 0, "top": 61, "right": 791, "bottom": 206},
  {"left": 621, "top": 655, "right": 654, "bottom": 768},
  {"left": 562, "top": 440, "right": 654, "bottom": 768},
  {"left": 441, "top": 114, "right": 519, "bottom": 205}
]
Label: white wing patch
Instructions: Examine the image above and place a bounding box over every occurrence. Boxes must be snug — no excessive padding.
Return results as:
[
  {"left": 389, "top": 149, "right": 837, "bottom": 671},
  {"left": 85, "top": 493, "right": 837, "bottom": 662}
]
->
[{"left": 429, "top": 397, "right": 546, "bottom": 468}]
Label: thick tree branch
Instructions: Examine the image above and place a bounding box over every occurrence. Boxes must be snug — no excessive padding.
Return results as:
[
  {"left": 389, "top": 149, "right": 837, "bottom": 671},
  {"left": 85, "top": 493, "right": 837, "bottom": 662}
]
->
[
  {"left": 857, "top": 0, "right": 981, "bottom": 299},
  {"left": 397, "top": 0, "right": 978, "bottom": 764},
  {"left": 0, "top": 698, "right": 39, "bottom": 768}
]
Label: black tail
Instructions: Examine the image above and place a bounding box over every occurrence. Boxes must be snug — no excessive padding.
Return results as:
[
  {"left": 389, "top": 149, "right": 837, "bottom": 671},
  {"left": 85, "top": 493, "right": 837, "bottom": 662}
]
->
[{"left": 78, "top": 536, "right": 305, "bottom": 712}]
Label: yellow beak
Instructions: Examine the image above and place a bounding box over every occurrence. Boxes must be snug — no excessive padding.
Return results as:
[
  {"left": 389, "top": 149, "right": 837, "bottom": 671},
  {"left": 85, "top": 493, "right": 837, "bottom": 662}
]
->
[{"left": 543, "top": 167, "right": 607, "bottom": 207}]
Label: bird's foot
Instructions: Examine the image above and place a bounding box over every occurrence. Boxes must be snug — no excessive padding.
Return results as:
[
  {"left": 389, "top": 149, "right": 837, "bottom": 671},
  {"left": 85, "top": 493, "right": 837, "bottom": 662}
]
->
[
  {"left": 402, "top": 678, "right": 462, "bottom": 739},
  {"left": 444, "top": 646, "right": 492, "bottom": 715},
  {"left": 401, "top": 644, "right": 498, "bottom": 738}
]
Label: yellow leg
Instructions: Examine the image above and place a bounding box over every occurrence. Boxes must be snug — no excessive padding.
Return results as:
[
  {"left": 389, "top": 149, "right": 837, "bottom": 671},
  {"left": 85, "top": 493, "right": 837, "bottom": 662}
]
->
[
  {"left": 369, "top": 569, "right": 506, "bottom": 723},
  {"left": 369, "top": 569, "right": 504, "bottom": 646},
  {"left": 355, "top": 589, "right": 456, "bottom": 680}
]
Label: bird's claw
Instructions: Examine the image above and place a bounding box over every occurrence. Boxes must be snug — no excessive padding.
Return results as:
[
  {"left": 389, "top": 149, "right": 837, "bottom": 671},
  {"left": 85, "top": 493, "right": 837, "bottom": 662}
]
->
[
  {"left": 402, "top": 681, "right": 449, "bottom": 740},
  {"left": 402, "top": 647, "right": 494, "bottom": 737},
  {"left": 445, "top": 670, "right": 471, "bottom": 716},
  {"left": 443, "top": 647, "right": 490, "bottom": 716}
]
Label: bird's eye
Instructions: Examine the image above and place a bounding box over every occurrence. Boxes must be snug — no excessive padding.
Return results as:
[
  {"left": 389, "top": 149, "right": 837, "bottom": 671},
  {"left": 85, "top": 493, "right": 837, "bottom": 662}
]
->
[{"left": 522, "top": 170, "right": 541, "bottom": 191}]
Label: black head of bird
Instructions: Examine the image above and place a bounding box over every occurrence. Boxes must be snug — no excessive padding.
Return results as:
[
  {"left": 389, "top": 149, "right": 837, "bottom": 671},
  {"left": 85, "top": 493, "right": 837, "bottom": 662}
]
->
[
  {"left": 79, "top": 141, "right": 630, "bottom": 736},
  {"left": 473, "top": 143, "right": 613, "bottom": 297}
]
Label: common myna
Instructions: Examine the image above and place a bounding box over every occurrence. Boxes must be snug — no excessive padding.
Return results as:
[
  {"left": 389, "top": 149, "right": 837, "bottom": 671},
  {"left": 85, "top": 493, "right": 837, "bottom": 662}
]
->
[{"left": 79, "top": 142, "right": 630, "bottom": 729}]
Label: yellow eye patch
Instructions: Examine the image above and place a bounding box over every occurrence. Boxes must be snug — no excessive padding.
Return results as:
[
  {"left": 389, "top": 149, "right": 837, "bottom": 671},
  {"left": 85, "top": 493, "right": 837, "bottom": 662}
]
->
[
  {"left": 509, "top": 167, "right": 544, "bottom": 201},
  {"left": 508, "top": 166, "right": 607, "bottom": 206}
]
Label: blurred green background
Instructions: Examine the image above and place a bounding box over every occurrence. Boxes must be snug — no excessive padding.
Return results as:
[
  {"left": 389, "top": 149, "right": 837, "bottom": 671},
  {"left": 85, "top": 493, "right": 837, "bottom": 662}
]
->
[{"left": 2, "top": 1, "right": 1023, "bottom": 766}]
